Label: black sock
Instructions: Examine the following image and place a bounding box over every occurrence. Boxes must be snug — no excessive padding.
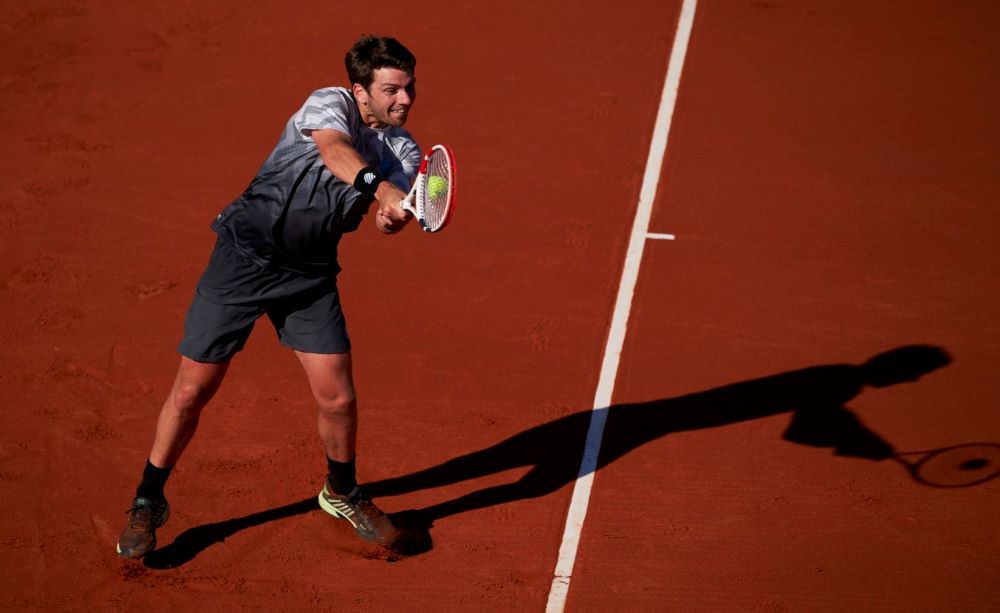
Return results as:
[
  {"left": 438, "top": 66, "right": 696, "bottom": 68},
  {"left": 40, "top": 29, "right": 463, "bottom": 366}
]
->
[
  {"left": 135, "top": 459, "right": 173, "bottom": 501},
  {"left": 326, "top": 456, "right": 357, "bottom": 495}
]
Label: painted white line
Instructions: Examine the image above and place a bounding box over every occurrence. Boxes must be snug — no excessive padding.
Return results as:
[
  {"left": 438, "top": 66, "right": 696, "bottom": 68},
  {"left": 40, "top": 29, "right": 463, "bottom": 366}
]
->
[
  {"left": 647, "top": 232, "right": 676, "bottom": 240},
  {"left": 545, "top": 1, "right": 699, "bottom": 611}
]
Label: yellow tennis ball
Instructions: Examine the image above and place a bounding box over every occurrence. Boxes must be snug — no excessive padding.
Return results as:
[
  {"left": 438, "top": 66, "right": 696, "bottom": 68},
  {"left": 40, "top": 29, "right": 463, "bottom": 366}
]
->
[{"left": 427, "top": 175, "right": 448, "bottom": 199}]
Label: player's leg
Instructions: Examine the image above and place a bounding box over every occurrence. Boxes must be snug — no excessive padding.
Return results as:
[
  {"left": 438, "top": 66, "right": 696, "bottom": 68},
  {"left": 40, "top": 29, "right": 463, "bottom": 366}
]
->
[
  {"left": 118, "top": 238, "right": 264, "bottom": 560},
  {"left": 117, "top": 357, "right": 230, "bottom": 559},
  {"left": 296, "top": 350, "right": 400, "bottom": 547},
  {"left": 149, "top": 356, "right": 231, "bottom": 468},
  {"left": 267, "top": 278, "right": 357, "bottom": 475},
  {"left": 296, "top": 350, "right": 357, "bottom": 466},
  {"left": 268, "top": 268, "right": 400, "bottom": 547}
]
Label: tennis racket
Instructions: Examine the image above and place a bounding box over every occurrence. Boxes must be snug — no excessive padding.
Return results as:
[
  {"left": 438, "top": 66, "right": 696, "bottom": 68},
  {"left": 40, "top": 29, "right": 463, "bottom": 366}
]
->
[
  {"left": 892, "top": 442, "right": 1000, "bottom": 488},
  {"left": 400, "top": 144, "right": 456, "bottom": 233}
]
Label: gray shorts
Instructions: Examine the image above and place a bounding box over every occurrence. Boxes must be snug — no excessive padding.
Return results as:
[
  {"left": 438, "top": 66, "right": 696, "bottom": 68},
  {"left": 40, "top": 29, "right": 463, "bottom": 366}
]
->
[{"left": 178, "top": 238, "right": 350, "bottom": 362}]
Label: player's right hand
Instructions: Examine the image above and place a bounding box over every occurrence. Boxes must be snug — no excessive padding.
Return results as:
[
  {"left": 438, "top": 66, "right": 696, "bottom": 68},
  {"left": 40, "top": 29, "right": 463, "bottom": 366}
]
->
[{"left": 374, "top": 183, "right": 412, "bottom": 234}]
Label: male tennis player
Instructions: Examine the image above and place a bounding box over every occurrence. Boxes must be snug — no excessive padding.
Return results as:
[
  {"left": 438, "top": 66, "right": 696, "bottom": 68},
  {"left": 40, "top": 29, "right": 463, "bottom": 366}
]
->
[{"left": 116, "top": 35, "right": 420, "bottom": 559}]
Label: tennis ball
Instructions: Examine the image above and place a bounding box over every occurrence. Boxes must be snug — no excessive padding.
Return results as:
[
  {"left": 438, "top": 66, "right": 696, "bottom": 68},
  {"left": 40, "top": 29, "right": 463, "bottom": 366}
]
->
[{"left": 427, "top": 175, "right": 448, "bottom": 199}]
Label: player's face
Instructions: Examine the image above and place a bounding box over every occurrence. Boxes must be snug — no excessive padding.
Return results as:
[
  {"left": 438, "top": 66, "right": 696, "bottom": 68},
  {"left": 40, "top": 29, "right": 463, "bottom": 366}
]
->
[{"left": 355, "top": 68, "right": 416, "bottom": 129}]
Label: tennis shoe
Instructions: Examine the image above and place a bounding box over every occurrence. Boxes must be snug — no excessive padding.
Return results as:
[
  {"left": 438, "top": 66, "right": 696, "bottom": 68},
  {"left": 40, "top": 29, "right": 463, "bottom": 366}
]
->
[
  {"left": 318, "top": 483, "right": 400, "bottom": 547},
  {"left": 116, "top": 496, "right": 170, "bottom": 559}
]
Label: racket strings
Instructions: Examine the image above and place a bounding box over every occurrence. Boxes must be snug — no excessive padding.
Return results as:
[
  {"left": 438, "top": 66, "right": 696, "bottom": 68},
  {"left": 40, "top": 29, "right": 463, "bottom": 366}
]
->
[{"left": 419, "top": 151, "right": 453, "bottom": 230}]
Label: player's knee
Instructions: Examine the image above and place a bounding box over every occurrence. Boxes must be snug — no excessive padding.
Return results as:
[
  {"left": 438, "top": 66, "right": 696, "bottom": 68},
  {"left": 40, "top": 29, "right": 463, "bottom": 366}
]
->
[
  {"left": 316, "top": 390, "right": 356, "bottom": 419},
  {"left": 170, "top": 380, "right": 215, "bottom": 414}
]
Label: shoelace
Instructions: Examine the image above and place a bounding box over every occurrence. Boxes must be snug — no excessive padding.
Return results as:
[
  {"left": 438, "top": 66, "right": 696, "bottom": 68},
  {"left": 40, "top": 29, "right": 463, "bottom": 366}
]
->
[
  {"left": 125, "top": 506, "right": 152, "bottom": 528},
  {"left": 125, "top": 502, "right": 163, "bottom": 527},
  {"left": 345, "top": 493, "right": 380, "bottom": 530}
]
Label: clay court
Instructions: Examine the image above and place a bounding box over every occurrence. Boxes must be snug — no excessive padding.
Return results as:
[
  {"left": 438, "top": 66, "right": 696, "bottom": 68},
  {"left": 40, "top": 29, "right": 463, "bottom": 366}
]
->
[{"left": 1, "top": 0, "right": 998, "bottom": 610}]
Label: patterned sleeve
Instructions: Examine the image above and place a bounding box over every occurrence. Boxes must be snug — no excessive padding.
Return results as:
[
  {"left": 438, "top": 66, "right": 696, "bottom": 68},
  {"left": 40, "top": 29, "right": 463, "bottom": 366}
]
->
[
  {"left": 293, "top": 88, "right": 357, "bottom": 140},
  {"left": 383, "top": 130, "right": 422, "bottom": 191}
]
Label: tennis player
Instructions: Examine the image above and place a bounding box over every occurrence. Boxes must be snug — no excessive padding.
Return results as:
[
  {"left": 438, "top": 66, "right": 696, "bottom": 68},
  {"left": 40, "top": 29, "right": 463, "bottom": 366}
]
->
[{"left": 117, "top": 35, "right": 420, "bottom": 559}]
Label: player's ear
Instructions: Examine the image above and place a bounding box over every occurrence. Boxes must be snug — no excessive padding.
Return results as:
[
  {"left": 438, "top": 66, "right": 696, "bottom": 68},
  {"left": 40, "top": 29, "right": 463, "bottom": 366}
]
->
[{"left": 352, "top": 83, "right": 368, "bottom": 105}]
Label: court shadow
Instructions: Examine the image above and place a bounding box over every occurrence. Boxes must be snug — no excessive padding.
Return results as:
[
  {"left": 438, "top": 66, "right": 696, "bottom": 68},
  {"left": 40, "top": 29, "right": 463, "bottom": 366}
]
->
[
  {"left": 365, "top": 345, "right": 954, "bottom": 524},
  {"left": 142, "top": 496, "right": 431, "bottom": 568},
  {"left": 143, "top": 497, "right": 317, "bottom": 569},
  {"left": 148, "top": 344, "right": 958, "bottom": 566}
]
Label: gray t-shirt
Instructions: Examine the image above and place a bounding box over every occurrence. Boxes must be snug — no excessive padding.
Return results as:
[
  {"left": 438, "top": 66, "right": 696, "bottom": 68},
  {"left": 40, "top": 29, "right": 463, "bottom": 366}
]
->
[{"left": 213, "top": 87, "right": 421, "bottom": 275}]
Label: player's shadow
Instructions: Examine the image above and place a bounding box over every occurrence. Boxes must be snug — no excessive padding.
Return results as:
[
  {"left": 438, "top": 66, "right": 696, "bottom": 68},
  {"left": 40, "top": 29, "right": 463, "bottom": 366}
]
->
[
  {"left": 146, "top": 344, "right": 959, "bottom": 567},
  {"left": 366, "top": 345, "right": 956, "bottom": 529}
]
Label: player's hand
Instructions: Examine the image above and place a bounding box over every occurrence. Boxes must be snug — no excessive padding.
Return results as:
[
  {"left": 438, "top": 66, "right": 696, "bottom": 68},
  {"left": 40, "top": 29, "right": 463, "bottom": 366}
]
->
[{"left": 374, "top": 183, "right": 412, "bottom": 234}]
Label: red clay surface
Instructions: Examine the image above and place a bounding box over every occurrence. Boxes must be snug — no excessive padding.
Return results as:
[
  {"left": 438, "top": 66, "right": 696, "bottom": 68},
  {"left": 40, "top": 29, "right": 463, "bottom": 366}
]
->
[{"left": 1, "top": 0, "right": 998, "bottom": 611}]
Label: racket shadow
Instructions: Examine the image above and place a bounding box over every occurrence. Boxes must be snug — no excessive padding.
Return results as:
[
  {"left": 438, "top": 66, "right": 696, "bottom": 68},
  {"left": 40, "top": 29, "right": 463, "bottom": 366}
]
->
[{"left": 366, "top": 345, "right": 983, "bottom": 525}]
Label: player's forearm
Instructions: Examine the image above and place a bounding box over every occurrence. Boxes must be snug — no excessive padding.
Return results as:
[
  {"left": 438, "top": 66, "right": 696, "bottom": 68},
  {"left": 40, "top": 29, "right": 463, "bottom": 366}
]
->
[
  {"left": 313, "top": 128, "right": 410, "bottom": 233},
  {"left": 313, "top": 129, "right": 369, "bottom": 186},
  {"left": 315, "top": 130, "right": 404, "bottom": 202}
]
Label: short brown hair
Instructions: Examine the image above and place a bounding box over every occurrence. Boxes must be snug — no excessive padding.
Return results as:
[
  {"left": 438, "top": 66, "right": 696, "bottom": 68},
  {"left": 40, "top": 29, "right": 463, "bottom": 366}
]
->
[{"left": 345, "top": 35, "right": 416, "bottom": 90}]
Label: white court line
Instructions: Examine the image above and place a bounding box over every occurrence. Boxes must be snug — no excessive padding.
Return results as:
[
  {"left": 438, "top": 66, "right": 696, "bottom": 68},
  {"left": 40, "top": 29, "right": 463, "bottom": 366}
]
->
[
  {"left": 647, "top": 232, "right": 676, "bottom": 240},
  {"left": 544, "top": 1, "right": 698, "bottom": 611}
]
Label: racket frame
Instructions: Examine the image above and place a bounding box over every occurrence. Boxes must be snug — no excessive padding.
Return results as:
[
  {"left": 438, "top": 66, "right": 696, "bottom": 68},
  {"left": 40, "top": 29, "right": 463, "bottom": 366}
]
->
[{"left": 400, "top": 144, "right": 456, "bottom": 232}]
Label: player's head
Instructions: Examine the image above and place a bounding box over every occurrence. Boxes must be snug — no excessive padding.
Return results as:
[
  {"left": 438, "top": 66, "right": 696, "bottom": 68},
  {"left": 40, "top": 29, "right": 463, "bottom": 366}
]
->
[
  {"left": 859, "top": 345, "right": 951, "bottom": 388},
  {"left": 346, "top": 35, "right": 416, "bottom": 89},
  {"left": 346, "top": 35, "right": 417, "bottom": 129}
]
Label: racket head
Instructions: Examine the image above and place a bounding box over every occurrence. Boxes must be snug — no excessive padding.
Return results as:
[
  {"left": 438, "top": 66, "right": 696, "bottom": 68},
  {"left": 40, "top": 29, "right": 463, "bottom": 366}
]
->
[
  {"left": 414, "top": 144, "right": 456, "bottom": 232},
  {"left": 897, "top": 442, "right": 1000, "bottom": 488}
]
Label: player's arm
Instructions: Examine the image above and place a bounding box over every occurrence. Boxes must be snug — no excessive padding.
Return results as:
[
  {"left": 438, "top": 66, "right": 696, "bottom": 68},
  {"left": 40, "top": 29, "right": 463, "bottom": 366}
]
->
[{"left": 311, "top": 128, "right": 411, "bottom": 234}]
